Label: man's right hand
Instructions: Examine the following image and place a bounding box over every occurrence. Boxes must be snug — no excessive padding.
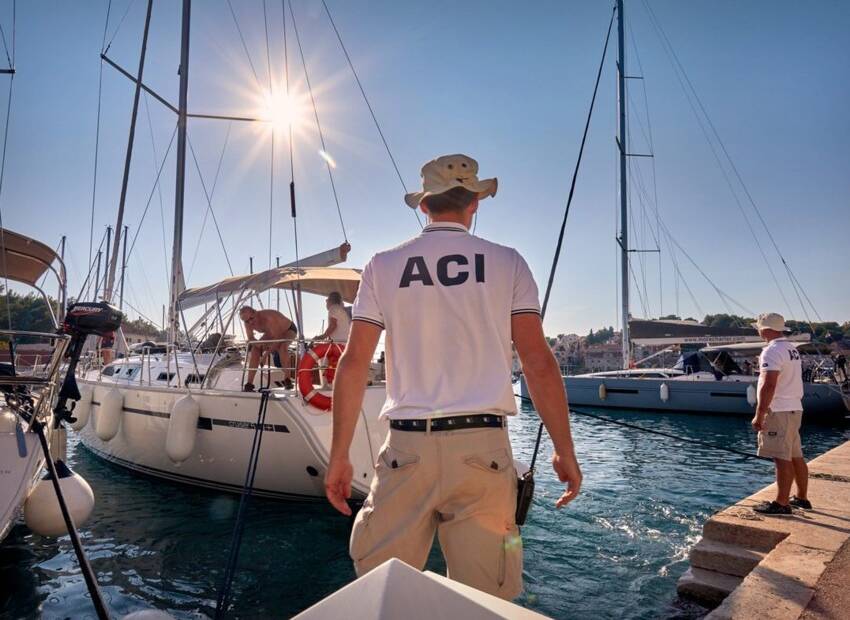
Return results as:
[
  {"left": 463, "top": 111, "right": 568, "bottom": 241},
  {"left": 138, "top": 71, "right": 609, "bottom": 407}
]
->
[
  {"left": 552, "top": 451, "right": 582, "bottom": 508},
  {"left": 325, "top": 457, "right": 354, "bottom": 516}
]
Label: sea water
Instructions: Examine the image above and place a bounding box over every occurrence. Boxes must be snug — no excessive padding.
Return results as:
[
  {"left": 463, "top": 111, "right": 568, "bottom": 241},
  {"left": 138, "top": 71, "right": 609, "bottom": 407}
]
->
[{"left": 2, "top": 403, "right": 848, "bottom": 620}]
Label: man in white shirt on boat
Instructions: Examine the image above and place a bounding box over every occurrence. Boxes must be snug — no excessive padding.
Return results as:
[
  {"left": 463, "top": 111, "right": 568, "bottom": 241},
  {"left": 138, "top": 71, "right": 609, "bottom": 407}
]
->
[
  {"left": 750, "top": 312, "right": 809, "bottom": 515},
  {"left": 324, "top": 153, "right": 582, "bottom": 600},
  {"left": 315, "top": 291, "right": 351, "bottom": 343}
]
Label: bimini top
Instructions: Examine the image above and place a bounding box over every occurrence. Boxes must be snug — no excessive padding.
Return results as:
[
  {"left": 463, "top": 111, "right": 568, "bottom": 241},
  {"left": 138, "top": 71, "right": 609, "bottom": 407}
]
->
[
  {"left": 702, "top": 336, "right": 828, "bottom": 357},
  {"left": 0, "top": 227, "right": 64, "bottom": 288},
  {"left": 179, "top": 266, "right": 361, "bottom": 310}
]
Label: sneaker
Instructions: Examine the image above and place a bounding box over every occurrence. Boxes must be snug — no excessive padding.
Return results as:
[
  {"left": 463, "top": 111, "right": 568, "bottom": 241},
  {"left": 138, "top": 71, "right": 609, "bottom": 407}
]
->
[
  {"left": 753, "top": 501, "right": 792, "bottom": 515},
  {"left": 790, "top": 496, "right": 812, "bottom": 510},
  {"left": 242, "top": 382, "right": 256, "bottom": 393},
  {"left": 283, "top": 378, "right": 294, "bottom": 390}
]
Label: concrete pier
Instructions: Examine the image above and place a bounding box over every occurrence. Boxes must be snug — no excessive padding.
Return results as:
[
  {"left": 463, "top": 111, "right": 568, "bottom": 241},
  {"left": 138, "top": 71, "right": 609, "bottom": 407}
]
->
[{"left": 677, "top": 439, "right": 850, "bottom": 619}]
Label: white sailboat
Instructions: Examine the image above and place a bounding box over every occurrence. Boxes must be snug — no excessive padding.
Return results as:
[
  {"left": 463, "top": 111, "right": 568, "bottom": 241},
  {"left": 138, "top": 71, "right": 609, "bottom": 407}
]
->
[
  {"left": 0, "top": 229, "right": 69, "bottom": 542},
  {"left": 74, "top": 0, "right": 389, "bottom": 501},
  {"left": 530, "top": 0, "right": 850, "bottom": 422}
]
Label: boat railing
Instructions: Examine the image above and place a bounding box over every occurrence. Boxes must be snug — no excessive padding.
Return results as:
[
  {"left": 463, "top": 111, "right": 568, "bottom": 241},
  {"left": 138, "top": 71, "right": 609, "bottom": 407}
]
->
[
  {"left": 78, "top": 336, "right": 387, "bottom": 392},
  {"left": 0, "top": 329, "right": 70, "bottom": 423}
]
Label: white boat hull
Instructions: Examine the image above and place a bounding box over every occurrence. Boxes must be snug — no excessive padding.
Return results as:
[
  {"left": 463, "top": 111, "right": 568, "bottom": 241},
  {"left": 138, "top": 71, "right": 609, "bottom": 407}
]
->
[
  {"left": 0, "top": 413, "right": 52, "bottom": 543},
  {"left": 77, "top": 382, "right": 389, "bottom": 501}
]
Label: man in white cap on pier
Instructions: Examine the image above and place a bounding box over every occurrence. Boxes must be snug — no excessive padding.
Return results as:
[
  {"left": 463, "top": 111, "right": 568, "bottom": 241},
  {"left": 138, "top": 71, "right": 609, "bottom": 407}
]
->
[
  {"left": 751, "top": 312, "right": 810, "bottom": 515},
  {"left": 324, "top": 154, "right": 582, "bottom": 599}
]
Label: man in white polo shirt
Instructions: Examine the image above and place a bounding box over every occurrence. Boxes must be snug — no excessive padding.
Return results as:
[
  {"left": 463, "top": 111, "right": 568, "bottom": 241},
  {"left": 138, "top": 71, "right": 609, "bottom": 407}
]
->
[
  {"left": 751, "top": 312, "right": 809, "bottom": 515},
  {"left": 324, "top": 154, "right": 582, "bottom": 599}
]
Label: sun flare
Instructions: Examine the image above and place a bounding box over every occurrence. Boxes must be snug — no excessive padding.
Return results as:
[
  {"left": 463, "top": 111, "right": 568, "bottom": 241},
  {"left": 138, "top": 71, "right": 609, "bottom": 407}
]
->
[{"left": 261, "top": 90, "right": 303, "bottom": 132}]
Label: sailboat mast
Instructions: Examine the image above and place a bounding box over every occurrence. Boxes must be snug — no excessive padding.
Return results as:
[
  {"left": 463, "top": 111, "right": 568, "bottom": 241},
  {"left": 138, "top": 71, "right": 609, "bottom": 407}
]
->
[
  {"left": 104, "top": 0, "right": 154, "bottom": 304},
  {"left": 616, "top": 0, "right": 630, "bottom": 369},
  {"left": 168, "top": 0, "right": 192, "bottom": 344}
]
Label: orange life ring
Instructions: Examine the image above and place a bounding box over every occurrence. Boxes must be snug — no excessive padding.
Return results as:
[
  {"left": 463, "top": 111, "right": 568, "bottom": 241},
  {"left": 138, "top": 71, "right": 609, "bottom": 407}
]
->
[{"left": 297, "top": 342, "right": 345, "bottom": 411}]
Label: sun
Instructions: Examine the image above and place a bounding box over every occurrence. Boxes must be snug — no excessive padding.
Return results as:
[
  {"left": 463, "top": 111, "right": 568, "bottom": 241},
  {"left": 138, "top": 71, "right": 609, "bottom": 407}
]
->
[{"left": 261, "top": 90, "right": 303, "bottom": 132}]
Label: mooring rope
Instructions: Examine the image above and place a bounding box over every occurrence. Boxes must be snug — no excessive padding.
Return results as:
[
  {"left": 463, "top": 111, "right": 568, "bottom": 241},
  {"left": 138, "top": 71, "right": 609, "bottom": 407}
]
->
[
  {"left": 214, "top": 390, "right": 272, "bottom": 618},
  {"left": 516, "top": 393, "right": 766, "bottom": 461}
]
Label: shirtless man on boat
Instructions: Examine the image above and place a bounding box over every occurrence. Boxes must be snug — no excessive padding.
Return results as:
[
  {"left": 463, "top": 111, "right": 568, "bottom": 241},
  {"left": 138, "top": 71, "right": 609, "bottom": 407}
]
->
[{"left": 239, "top": 306, "right": 297, "bottom": 391}]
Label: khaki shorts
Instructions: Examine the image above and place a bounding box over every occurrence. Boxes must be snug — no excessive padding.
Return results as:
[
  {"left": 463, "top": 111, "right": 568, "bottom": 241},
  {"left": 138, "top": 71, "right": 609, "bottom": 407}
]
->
[
  {"left": 757, "top": 410, "right": 803, "bottom": 461},
  {"left": 350, "top": 425, "right": 522, "bottom": 600}
]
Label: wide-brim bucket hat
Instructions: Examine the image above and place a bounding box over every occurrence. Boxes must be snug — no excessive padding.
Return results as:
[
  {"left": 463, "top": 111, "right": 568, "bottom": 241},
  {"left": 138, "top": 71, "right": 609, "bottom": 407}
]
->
[{"left": 404, "top": 154, "right": 497, "bottom": 208}]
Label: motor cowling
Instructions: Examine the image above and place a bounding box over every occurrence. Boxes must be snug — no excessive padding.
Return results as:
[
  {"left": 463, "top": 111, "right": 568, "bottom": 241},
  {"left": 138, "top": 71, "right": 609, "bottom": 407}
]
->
[{"left": 62, "top": 302, "right": 123, "bottom": 338}]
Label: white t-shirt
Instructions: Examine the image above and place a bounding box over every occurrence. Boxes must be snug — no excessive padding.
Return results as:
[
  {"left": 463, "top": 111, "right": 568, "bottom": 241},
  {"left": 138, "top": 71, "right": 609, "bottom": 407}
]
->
[
  {"left": 758, "top": 337, "right": 803, "bottom": 411},
  {"left": 327, "top": 304, "right": 351, "bottom": 343},
  {"left": 352, "top": 221, "right": 541, "bottom": 420}
]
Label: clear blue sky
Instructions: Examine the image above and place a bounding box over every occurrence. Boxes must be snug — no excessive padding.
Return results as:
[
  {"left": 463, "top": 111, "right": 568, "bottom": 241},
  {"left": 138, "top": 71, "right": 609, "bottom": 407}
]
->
[{"left": 2, "top": 0, "right": 848, "bottom": 337}]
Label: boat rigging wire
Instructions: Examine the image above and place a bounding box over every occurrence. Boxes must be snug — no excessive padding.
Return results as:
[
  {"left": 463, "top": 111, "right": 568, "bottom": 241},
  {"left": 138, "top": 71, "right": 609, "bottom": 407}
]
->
[
  {"left": 125, "top": 123, "right": 178, "bottom": 261},
  {"left": 282, "top": 0, "right": 304, "bottom": 336},
  {"left": 214, "top": 390, "right": 272, "bottom": 619},
  {"left": 0, "top": 0, "right": 15, "bottom": 335},
  {"left": 541, "top": 7, "right": 615, "bottom": 318},
  {"left": 0, "top": 16, "right": 11, "bottom": 69},
  {"left": 655, "top": 215, "right": 755, "bottom": 316},
  {"left": 226, "top": 0, "right": 263, "bottom": 92},
  {"left": 76, "top": 228, "right": 109, "bottom": 302},
  {"left": 515, "top": 393, "right": 767, "bottom": 462},
  {"left": 628, "top": 33, "right": 664, "bottom": 316},
  {"left": 262, "top": 0, "right": 275, "bottom": 302},
  {"left": 123, "top": 278, "right": 162, "bottom": 328},
  {"left": 187, "top": 122, "right": 232, "bottom": 281},
  {"left": 142, "top": 93, "right": 171, "bottom": 287},
  {"left": 187, "top": 133, "right": 234, "bottom": 276},
  {"left": 0, "top": 77, "right": 12, "bottom": 333},
  {"left": 289, "top": 0, "right": 348, "bottom": 242},
  {"left": 88, "top": 0, "right": 112, "bottom": 271},
  {"left": 639, "top": 0, "right": 817, "bottom": 323},
  {"left": 319, "top": 0, "right": 423, "bottom": 228},
  {"left": 528, "top": 5, "right": 617, "bottom": 477},
  {"left": 103, "top": 0, "right": 137, "bottom": 54}
]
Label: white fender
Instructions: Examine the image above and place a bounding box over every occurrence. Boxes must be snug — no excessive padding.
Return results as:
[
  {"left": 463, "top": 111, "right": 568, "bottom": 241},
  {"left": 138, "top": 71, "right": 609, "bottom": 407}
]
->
[
  {"left": 24, "top": 460, "right": 95, "bottom": 536},
  {"left": 166, "top": 394, "right": 200, "bottom": 463},
  {"left": 96, "top": 387, "right": 123, "bottom": 441},
  {"left": 660, "top": 382, "right": 669, "bottom": 403},
  {"left": 70, "top": 384, "right": 93, "bottom": 431},
  {"left": 598, "top": 383, "right": 607, "bottom": 401},
  {"left": 746, "top": 383, "right": 757, "bottom": 407}
]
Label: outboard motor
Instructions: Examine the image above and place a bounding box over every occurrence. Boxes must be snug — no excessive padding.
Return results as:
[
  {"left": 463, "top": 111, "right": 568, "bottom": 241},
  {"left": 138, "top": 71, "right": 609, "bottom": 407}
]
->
[
  {"left": 56, "top": 302, "right": 123, "bottom": 424},
  {"left": 24, "top": 302, "right": 124, "bottom": 539}
]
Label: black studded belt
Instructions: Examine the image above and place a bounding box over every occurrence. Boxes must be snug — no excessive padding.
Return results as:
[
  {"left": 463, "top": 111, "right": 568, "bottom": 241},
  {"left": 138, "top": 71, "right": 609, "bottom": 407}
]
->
[{"left": 389, "top": 414, "right": 505, "bottom": 432}]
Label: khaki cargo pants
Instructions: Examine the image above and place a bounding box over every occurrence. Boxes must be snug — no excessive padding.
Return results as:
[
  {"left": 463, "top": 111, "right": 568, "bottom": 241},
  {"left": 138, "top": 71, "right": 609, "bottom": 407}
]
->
[{"left": 350, "top": 424, "right": 523, "bottom": 600}]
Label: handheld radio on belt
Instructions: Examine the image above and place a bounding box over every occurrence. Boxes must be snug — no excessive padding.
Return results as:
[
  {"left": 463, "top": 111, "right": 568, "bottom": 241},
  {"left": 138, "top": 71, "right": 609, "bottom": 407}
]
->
[{"left": 515, "top": 424, "right": 543, "bottom": 526}]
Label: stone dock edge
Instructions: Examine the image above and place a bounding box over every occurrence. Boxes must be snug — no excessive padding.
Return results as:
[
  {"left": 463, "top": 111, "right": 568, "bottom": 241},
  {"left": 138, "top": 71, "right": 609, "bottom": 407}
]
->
[{"left": 677, "top": 438, "right": 850, "bottom": 620}]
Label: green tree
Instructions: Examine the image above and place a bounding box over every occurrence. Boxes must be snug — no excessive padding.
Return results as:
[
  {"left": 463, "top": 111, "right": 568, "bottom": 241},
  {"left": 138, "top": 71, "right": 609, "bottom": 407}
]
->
[
  {"left": 0, "top": 288, "right": 56, "bottom": 342},
  {"left": 702, "top": 313, "right": 754, "bottom": 328}
]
